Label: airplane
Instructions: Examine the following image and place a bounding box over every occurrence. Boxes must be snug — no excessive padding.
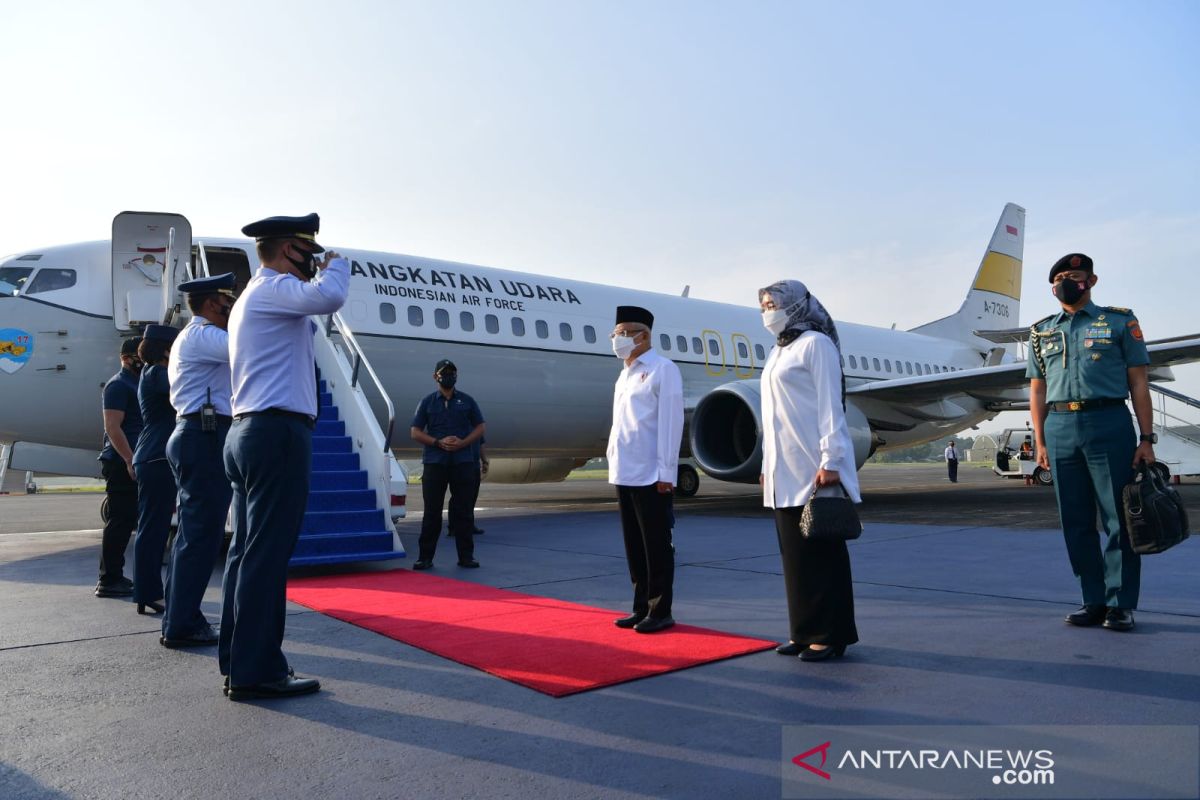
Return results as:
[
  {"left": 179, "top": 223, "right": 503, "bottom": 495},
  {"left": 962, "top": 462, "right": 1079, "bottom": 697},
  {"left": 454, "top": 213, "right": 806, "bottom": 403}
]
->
[{"left": 3, "top": 203, "right": 1200, "bottom": 498}]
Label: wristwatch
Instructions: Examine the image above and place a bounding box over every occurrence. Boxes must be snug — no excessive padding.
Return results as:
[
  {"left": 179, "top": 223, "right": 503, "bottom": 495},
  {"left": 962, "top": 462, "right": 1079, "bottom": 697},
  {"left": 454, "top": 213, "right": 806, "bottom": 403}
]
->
[{"left": 1140, "top": 433, "right": 1158, "bottom": 444}]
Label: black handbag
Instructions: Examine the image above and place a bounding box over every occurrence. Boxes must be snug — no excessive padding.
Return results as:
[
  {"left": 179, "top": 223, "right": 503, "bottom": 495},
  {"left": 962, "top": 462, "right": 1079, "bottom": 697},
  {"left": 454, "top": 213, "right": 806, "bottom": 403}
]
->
[
  {"left": 1123, "top": 462, "right": 1190, "bottom": 555},
  {"left": 800, "top": 485, "right": 862, "bottom": 541}
]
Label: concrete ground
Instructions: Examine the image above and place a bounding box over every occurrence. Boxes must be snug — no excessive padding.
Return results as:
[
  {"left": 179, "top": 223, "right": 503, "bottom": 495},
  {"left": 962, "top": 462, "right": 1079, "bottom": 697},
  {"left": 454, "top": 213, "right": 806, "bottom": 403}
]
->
[{"left": 1, "top": 465, "right": 1198, "bottom": 799}]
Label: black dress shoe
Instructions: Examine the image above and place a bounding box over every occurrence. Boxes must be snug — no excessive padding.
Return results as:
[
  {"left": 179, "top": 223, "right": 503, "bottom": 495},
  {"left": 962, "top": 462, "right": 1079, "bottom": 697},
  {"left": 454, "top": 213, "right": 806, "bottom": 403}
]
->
[
  {"left": 160, "top": 624, "right": 219, "bottom": 648},
  {"left": 94, "top": 581, "right": 133, "bottom": 598},
  {"left": 1065, "top": 605, "right": 1106, "bottom": 627},
  {"left": 412, "top": 560, "right": 433, "bottom": 570},
  {"left": 227, "top": 675, "right": 320, "bottom": 702},
  {"left": 1103, "top": 608, "right": 1135, "bottom": 631},
  {"left": 225, "top": 667, "right": 292, "bottom": 696},
  {"left": 614, "top": 613, "right": 646, "bottom": 629},
  {"left": 137, "top": 600, "right": 165, "bottom": 615},
  {"left": 634, "top": 616, "right": 675, "bottom": 634},
  {"left": 457, "top": 559, "right": 480, "bottom": 568},
  {"left": 775, "top": 641, "right": 803, "bottom": 656},
  {"left": 799, "top": 644, "right": 847, "bottom": 662}
]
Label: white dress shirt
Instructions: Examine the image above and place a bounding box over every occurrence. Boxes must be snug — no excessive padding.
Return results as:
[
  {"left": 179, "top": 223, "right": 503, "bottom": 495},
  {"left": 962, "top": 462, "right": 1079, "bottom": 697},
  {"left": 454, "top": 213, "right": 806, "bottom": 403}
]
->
[
  {"left": 761, "top": 331, "right": 861, "bottom": 508},
  {"left": 229, "top": 259, "right": 350, "bottom": 417},
  {"left": 168, "top": 316, "right": 232, "bottom": 416},
  {"left": 607, "top": 348, "right": 684, "bottom": 486},
  {"left": 945, "top": 445, "right": 959, "bottom": 461}
]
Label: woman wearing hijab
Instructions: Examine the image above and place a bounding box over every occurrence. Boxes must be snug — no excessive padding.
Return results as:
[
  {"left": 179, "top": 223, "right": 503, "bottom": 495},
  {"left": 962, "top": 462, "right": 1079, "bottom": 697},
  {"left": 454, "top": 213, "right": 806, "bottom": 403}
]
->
[
  {"left": 759, "top": 280, "right": 861, "bottom": 661},
  {"left": 131, "top": 324, "right": 180, "bottom": 616}
]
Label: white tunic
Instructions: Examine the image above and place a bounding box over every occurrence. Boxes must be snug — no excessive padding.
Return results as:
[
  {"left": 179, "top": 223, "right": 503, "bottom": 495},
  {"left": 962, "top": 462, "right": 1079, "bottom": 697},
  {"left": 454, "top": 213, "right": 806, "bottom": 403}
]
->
[
  {"left": 760, "top": 331, "right": 861, "bottom": 508},
  {"left": 606, "top": 348, "right": 684, "bottom": 486},
  {"left": 229, "top": 259, "right": 350, "bottom": 417},
  {"left": 168, "top": 316, "right": 231, "bottom": 416}
]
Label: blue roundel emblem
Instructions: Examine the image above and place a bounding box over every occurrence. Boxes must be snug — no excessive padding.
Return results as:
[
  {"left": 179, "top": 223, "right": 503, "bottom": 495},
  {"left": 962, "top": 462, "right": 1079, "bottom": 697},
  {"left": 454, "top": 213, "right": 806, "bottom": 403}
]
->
[{"left": 0, "top": 328, "right": 34, "bottom": 374}]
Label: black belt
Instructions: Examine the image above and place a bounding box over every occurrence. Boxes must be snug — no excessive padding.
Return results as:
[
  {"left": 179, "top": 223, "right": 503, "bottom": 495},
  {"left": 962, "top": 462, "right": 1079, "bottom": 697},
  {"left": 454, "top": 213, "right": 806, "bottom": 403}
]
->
[
  {"left": 1049, "top": 398, "right": 1127, "bottom": 412},
  {"left": 179, "top": 412, "right": 233, "bottom": 424},
  {"left": 235, "top": 408, "right": 315, "bottom": 429}
]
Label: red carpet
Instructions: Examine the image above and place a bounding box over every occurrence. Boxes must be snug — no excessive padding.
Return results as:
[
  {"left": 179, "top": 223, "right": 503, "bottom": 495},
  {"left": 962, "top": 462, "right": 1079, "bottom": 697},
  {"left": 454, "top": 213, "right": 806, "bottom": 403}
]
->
[{"left": 286, "top": 570, "right": 775, "bottom": 697}]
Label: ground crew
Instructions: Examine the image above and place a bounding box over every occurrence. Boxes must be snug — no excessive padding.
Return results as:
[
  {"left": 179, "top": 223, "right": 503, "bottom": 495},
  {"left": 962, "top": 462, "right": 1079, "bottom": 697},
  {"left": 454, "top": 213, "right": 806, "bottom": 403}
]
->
[
  {"left": 95, "top": 337, "right": 144, "bottom": 598},
  {"left": 1027, "top": 253, "right": 1155, "bottom": 632},
  {"left": 161, "top": 273, "right": 237, "bottom": 648}
]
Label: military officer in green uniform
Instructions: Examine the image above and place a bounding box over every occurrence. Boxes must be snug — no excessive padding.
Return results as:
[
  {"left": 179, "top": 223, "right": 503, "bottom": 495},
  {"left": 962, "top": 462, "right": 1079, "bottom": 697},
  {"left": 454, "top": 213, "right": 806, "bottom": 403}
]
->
[{"left": 1027, "top": 253, "right": 1156, "bottom": 632}]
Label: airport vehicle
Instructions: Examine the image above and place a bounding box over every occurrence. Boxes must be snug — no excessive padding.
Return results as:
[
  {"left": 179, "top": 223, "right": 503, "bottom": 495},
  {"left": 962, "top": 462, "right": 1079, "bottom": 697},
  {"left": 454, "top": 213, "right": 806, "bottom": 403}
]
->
[
  {"left": 3, "top": 203, "right": 1200, "bottom": 503},
  {"left": 992, "top": 427, "right": 1051, "bottom": 485}
]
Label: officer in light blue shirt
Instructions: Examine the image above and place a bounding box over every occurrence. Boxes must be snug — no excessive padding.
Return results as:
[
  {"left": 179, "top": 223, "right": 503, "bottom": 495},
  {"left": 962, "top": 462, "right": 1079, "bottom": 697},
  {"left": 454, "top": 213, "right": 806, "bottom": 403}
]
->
[
  {"left": 220, "top": 213, "right": 349, "bottom": 701},
  {"left": 1028, "top": 253, "right": 1155, "bottom": 633},
  {"left": 161, "top": 273, "right": 237, "bottom": 648}
]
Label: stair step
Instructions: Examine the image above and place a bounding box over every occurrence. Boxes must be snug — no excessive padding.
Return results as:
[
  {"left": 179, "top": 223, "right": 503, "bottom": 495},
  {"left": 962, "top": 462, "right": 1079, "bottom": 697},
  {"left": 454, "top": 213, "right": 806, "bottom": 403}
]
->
[
  {"left": 310, "top": 470, "right": 368, "bottom": 491},
  {"left": 318, "top": 406, "right": 339, "bottom": 421},
  {"left": 315, "top": 420, "right": 345, "bottom": 437},
  {"left": 313, "top": 436, "right": 352, "bottom": 454},
  {"left": 319, "top": 392, "right": 333, "bottom": 407},
  {"left": 312, "top": 452, "right": 359, "bottom": 471},
  {"left": 292, "top": 531, "right": 396, "bottom": 559},
  {"left": 302, "top": 508, "right": 384, "bottom": 534},
  {"left": 318, "top": 379, "right": 327, "bottom": 394},
  {"left": 307, "top": 489, "right": 376, "bottom": 511},
  {"left": 290, "top": 549, "right": 405, "bottom": 568}
]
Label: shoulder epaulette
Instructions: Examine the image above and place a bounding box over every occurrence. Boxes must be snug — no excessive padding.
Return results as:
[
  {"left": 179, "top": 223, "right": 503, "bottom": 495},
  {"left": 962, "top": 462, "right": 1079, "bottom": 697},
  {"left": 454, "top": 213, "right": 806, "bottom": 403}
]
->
[
  {"left": 1104, "top": 306, "right": 1132, "bottom": 314},
  {"left": 1030, "top": 314, "right": 1054, "bottom": 329}
]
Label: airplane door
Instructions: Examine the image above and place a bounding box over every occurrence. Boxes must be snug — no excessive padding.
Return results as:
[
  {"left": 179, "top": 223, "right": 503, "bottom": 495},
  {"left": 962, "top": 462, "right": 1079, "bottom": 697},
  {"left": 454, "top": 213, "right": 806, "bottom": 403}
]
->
[{"left": 111, "top": 211, "right": 192, "bottom": 331}]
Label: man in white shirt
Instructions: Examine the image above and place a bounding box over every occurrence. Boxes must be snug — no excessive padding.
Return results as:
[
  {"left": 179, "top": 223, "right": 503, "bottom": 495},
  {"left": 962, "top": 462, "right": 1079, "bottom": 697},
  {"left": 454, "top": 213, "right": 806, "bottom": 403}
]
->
[
  {"left": 944, "top": 441, "right": 960, "bottom": 483},
  {"left": 221, "top": 213, "right": 349, "bottom": 701},
  {"left": 606, "top": 306, "right": 684, "bottom": 633}
]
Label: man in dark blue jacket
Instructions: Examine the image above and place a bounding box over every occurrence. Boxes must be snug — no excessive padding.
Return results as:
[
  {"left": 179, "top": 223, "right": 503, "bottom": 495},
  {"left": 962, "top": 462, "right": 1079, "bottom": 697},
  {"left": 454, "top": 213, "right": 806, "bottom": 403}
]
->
[{"left": 96, "top": 336, "right": 144, "bottom": 597}]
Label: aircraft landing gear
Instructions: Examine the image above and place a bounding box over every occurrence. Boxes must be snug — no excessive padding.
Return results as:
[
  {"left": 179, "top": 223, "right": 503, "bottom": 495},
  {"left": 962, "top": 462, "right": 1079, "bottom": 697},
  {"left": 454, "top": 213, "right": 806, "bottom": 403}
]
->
[{"left": 675, "top": 463, "right": 699, "bottom": 498}]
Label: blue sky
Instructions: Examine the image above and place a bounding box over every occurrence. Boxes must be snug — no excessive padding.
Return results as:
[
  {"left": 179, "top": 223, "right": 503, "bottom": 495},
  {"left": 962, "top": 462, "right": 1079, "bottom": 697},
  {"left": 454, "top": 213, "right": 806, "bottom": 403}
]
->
[{"left": 2, "top": 0, "right": 1197, "bottom": 405}]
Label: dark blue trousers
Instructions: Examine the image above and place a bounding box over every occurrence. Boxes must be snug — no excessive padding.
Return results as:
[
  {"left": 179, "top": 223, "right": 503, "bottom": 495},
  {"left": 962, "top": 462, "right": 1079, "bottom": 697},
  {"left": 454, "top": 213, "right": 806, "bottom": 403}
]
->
[
  {"left": 163, "top": 418, "right": 232, "bottom": 638},
  {"left": 1046, "top": 405, "right": 1141, "bottom": 608},
  {"left": 133, "top": 460, "right": 177, "bottom": 604},
  {"left": 220, "top": 415, "right": 311, "bottom": 686}
]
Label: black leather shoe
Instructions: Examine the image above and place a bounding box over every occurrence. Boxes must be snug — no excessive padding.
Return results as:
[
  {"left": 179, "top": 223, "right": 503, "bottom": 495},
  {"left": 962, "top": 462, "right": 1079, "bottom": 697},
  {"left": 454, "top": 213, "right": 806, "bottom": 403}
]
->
[
  {"left": 412, "top": 560, "right": 433, "bottom": 570},
  {"left": 137, "top": 600, "right": 165, "bottom": 615},
  {"left": 614, "top": 613, "right": 646, "bottom": 629},
  {"left": 227, "top": 675, "right": 320, "bottom": 701},
  {"left": 160, "top": 624, "right": 218, "bottom": 648},
  {"left": 225, "top": 667, "right": 292, "bottom": 696},
  {"left": 1103, "top": 608, "right": 1135, "bottom": 631},
  {"left": 634, "top": 616, "right": 675, "bottom": 634},
  {"left": 799, "top": 644, "right": 846, "bottom": 662},
  {"left": 457, "top": 559, "right": 480, "bottom": 568},
  {"left": 1065, "top": 605, "right": 1106, "bottom": 627},
  {"left": 94, "top": 581, "right": 133, "bottom": 598},
  {"left": 776, "top": 641, "right": 803, "bottom": 656}
]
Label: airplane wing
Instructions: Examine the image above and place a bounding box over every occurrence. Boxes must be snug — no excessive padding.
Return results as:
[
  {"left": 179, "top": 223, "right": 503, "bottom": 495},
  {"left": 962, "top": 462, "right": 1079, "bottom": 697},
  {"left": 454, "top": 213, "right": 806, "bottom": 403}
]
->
[{"left": 848, "top": 336, "right": 1200, "bottom": 405}]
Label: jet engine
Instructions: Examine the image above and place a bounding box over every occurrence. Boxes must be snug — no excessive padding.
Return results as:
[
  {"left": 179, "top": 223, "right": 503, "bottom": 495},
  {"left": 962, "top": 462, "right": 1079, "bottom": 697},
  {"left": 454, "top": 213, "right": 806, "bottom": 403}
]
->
[{"left": 689, "top": 379, "right": 878, "bottom": 483}]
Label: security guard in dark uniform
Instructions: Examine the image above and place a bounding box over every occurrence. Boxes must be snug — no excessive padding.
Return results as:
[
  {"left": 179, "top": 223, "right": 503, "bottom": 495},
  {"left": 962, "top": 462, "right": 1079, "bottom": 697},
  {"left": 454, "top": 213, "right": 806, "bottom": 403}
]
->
[
  {"left": 221, "top": 214, "right": 349, "bottom": 700},
  {"left": 95, "top": 336, "right": 144, "bottom": 597},
  {"left": 1027, "top": 253, "right": 1156, "bottom": 632},
  {"left": 161, "top": 273, "right": 237, "bottom": 648}
]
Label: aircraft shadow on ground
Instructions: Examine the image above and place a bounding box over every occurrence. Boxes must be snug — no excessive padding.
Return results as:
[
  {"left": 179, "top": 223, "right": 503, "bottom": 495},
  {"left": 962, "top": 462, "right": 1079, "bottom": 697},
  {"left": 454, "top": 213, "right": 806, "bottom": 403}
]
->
[{"left": 0, "top": 762, "right": 74, "bottom": 800}]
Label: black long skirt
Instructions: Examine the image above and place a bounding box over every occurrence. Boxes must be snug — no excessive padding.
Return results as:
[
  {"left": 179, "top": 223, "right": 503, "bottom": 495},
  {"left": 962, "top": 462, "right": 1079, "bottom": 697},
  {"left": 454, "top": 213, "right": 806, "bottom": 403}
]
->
[{"left": 775, "top": 507, "right": 859, "bottom": 647}]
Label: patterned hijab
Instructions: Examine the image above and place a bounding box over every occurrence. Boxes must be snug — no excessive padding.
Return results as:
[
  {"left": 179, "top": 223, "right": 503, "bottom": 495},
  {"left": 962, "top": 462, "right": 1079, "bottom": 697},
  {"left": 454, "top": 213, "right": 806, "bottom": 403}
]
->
[{"left": 758, "top": 279, "right": 841, "bottom": 350}]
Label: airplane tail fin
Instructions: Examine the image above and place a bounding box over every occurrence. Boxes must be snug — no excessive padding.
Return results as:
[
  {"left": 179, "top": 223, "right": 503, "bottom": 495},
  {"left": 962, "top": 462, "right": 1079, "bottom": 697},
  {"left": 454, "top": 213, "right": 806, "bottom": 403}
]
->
[{"left": 909, "top": 202, "right": 1025, "bottom": 352}]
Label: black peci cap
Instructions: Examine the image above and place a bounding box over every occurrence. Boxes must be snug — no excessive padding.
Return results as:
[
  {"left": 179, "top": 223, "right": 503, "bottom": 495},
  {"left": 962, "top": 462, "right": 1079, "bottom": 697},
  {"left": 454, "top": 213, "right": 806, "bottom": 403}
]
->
[
  {"left": 434, "top": 359, "right": 457, "bottom": 373},
  {"left": 241, "top": 213, "right": 325, "bottom": 253},
  {"left": 1048, "top": 253, "right": 1093, "bottom": 283},
  {"left": 615, "top": 305, "right": 654, "bottom": 329},
  {"left": 178, "top": 273, "right": 236, "bottom": 296},
  {"left": 142, "top": 324, "right": 180, "bottom": 344}
]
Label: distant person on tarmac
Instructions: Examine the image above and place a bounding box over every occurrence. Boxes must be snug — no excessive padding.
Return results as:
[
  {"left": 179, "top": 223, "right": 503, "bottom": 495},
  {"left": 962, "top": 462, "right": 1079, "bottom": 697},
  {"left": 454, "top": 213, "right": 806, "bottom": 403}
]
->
[
  {"left": 95, "top": 336, "right": 145, "bottom": 598},
  {"left": 944, "top": 441, "right": 960, "bottom": 483}
]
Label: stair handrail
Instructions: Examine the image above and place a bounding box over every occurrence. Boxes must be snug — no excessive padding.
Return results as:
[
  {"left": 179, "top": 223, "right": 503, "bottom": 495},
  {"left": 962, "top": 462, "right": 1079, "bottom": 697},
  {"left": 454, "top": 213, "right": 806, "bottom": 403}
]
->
[
  {"left": 1149, "top": 383, "right": 1200, "bottom": 411},
  {"left": 323, "top": 312, "right": 395, "bottom": 451}
]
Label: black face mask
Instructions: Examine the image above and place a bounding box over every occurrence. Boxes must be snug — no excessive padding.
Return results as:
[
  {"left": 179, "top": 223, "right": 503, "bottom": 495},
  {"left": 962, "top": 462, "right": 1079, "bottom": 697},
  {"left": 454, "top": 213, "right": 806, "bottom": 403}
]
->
[
  {"left": 437, "top": 373, "right": 457, "bottom": 389},
  {"left": 1052, "top": 278, "right": 1088, "bottom": 305},
  {"left": 287, "top": 246, "right": 317, "bottom": 279}
]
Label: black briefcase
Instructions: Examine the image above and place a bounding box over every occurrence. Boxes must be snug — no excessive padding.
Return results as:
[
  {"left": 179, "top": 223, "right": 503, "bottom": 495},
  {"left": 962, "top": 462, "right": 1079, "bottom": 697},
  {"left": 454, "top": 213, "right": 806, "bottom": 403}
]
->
[
  {"left": 1123, "top": 463, "right": 1190, "bottom": 555},
  {"left": 800, "top": 485, "right": 863, "bottom": 541}
]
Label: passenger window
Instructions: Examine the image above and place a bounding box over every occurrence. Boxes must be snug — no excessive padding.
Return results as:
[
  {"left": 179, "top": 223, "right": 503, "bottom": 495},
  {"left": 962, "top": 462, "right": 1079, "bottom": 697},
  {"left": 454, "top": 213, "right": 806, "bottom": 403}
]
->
[
  {"left": 560, "top": 322, "right": 573, "bottom": 341},
  {"left": 485, "top": 314, "right": 499, "bottom": 334},
  {"left": 884, "top": 359, "right": 892, "bottom": 373},
  {"left": 379, "top": 303, "right": 396, "bottom": 324},
  {"left": 872, "top": 358, "right": 881, "bottom": 371},
  {"left": 512, "top": 317, "right": 526, "bottom": 336},
  {"left": 923, "top": 363, "right": 931, "bottom": 374},
  {"left": 839, "top": 355, "right": 845, "bottom": 367},
  {"left": 408, "top": 305, "right": 424, "bottom": 326},
  {"left": 849, "top": 355, "right": 858, "bottom": 369},
  {"left": 754, "top": 344, "right": 765, "bottom": 360},
  {"left": 535, "top": 320, "right": 549, "bottom": 339},
  {"left": 692, "top": 337, "right": 703, "bottom": 354},
  {"left": 460, "top": 311, "right": 475, "bottom": 332},
  {"left": 660, "top": 334, "right": 671, "bottom": 351},
  {"left": 708, "top": 337, "right": 719, "bottom": 354},
  {"left": 24, "top": 268, "right": 76, "bottom": 294},
  {"left": 584, "top": 325, "right": 596, "bottom": 344},
  {"left": 905, "top": 361, "right": 913, "bottom": 375},
  {"left": 677, "top": 335, "right": 688, "bottom": 353},
  {"left": 434, "top": 308, "right": 450, "bottom": 329},
  {"left": 737, "top": 342, "right": 748, "bottom": 359}
]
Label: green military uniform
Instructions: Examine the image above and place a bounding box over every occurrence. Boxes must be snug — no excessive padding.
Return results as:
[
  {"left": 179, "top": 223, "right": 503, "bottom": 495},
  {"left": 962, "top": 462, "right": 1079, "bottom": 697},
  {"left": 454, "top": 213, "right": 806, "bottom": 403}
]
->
[{"left": 1027, "top": 300, "right": 1149, "bottom": 609}]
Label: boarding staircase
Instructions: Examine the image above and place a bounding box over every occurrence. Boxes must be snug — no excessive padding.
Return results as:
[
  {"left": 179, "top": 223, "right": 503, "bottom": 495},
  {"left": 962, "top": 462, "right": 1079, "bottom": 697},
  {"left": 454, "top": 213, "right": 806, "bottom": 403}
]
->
[
  {"left": 1149, "top": 384, "right": 1200, "bottom": 479},
  {"left": 287, "top": 313, "right": 407, "bottom": 567}
]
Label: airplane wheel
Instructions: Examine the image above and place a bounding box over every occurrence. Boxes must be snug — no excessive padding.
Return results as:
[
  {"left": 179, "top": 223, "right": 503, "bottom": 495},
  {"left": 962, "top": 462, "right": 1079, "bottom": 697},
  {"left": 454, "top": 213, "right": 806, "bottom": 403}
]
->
[
  {"left": 675, "top": 464, "right": 700, "bottom": 498},
  {"left": 1034, "top": 467, "right": 1054, "bottom": 487}
]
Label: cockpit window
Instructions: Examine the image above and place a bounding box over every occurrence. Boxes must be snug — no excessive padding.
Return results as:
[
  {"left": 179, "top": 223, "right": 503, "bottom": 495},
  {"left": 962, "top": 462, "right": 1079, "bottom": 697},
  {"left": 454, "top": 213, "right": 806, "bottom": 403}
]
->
[
  {"left": 0, "top": 266, "right": 35, "bottom": 295},
  {"left": 24, "top": 268, "right": 77, "bottom": 295}
]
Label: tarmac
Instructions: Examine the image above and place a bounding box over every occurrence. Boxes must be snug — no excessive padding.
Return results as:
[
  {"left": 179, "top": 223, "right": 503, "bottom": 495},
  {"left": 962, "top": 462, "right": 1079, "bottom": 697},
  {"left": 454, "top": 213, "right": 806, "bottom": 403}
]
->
[{"left": 1, "top": 464, "right": 1198, "bottom": 800}]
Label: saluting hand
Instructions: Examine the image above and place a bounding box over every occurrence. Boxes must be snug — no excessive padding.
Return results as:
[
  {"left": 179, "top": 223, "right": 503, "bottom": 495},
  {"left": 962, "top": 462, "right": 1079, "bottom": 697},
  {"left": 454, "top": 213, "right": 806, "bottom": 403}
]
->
[{"left": 317, "top": 250, "right": 341, "bottom": 271}]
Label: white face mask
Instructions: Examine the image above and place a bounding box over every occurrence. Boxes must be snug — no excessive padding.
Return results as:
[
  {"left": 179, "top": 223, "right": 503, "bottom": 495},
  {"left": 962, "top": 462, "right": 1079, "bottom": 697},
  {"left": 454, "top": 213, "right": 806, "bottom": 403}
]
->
[
  {"left": 612, "top": 334, "right": 638, "bottom": 359},
  {"left": 762, "top": 308, "right": 789, "bottom": 336}
]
